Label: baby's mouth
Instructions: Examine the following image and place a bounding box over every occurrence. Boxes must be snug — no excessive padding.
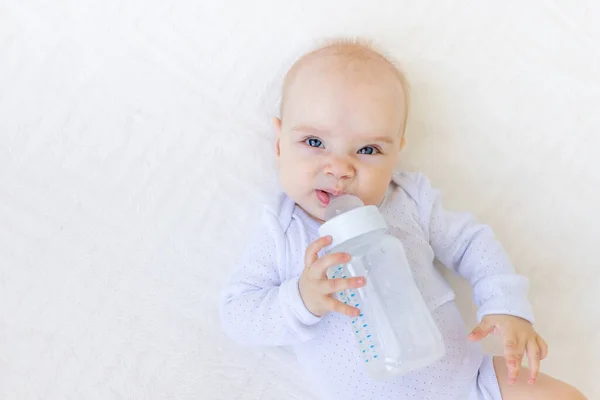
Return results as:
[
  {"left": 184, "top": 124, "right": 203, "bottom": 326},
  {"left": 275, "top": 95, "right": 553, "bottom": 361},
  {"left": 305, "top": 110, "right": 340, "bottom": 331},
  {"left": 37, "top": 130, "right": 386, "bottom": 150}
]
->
[
  {"left": 316, "top": 188, "right": 344, "bottom": 207},
  {"left": 316, "top": 190, "right": 331, "bottom": 206}
]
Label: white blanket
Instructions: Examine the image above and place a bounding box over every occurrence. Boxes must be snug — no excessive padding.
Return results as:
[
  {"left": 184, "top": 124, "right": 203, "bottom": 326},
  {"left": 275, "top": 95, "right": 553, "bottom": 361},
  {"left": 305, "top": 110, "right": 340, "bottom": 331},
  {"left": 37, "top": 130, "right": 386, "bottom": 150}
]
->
[{"left": 1, "top": 1, "right": 598, "bottom": 398}]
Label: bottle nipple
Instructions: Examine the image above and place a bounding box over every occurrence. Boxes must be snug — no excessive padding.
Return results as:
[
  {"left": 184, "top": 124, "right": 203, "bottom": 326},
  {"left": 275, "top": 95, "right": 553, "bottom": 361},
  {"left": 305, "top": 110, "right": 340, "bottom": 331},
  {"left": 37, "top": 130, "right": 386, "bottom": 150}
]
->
[{"left": 324, "top": 194, "right": 365, "bottom": 221}]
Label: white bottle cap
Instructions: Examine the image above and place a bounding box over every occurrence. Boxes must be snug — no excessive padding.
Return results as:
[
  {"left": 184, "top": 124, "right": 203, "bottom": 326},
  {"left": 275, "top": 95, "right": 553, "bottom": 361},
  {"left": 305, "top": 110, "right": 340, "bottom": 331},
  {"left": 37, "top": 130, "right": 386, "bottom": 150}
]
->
[{"left": 318, "top": 195, "right": 387, "bottom": 250}]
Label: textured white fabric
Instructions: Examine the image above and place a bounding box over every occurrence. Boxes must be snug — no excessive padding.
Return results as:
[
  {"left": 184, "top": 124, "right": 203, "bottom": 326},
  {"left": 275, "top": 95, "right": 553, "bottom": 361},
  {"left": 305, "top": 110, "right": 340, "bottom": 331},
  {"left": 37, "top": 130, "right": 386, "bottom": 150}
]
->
[
  {"left": 1, "top": 1, "right": 598, "bottom": 399},
  {"left": 469, "top": 356, "right": 502, "bottom": 400},
  {"left": 220, "top": 172, "right": 528, "bottom": 399}
]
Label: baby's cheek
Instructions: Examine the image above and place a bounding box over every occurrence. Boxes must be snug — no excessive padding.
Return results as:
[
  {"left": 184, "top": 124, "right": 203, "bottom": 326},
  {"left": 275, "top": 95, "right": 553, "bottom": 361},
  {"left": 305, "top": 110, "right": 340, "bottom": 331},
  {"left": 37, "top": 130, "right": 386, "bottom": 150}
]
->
[
  {"left": 361, "top": 187, "right": 386, "bottom": 206},
  {"left": 361, "top": 172, "right": 392, "bottom": 204}
]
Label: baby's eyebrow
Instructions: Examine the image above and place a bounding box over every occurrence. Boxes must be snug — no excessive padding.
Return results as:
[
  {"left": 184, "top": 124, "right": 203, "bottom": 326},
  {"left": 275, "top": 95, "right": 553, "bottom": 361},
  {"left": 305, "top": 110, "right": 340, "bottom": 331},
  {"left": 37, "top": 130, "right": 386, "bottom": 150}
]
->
[
  {"left": 290, "top": 125, "right": 329, "bottom": 135},
  {"left": 368, "top": 136, "right": 394, "bottom": 145}
]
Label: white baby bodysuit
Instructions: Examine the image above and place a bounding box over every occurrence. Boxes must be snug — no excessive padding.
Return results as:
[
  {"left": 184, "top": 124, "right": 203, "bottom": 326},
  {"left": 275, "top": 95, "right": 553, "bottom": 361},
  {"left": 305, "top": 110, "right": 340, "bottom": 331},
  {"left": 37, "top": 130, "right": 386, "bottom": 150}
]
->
[{"left": 220, "top": 172, "right": 534, "bottom": 400}]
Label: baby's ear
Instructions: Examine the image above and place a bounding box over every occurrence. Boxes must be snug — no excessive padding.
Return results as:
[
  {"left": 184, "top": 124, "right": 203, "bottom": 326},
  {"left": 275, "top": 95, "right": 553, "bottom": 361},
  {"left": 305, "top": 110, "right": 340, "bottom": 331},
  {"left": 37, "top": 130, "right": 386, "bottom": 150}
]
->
[{"left": 273, "top": 117, "right": 282, "bottom": 160}]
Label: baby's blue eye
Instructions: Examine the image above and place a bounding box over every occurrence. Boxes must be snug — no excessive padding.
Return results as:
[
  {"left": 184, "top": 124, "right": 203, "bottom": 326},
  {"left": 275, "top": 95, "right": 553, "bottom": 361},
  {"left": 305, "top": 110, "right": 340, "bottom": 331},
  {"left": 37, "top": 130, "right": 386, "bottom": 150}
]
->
[
  {"left": 305, "top": 138, "right": 324, "bottom": 148},
  {"left": 358, "top": 146, "right": 379, "bottom": 155}
]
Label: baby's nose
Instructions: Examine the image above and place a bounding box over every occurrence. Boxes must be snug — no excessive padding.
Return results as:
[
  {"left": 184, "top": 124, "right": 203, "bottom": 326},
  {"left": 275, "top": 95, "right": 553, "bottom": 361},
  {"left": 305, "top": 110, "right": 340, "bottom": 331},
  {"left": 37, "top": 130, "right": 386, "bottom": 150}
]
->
[{"left": 324, "top": 155, "right": 355, "bottom": 179}]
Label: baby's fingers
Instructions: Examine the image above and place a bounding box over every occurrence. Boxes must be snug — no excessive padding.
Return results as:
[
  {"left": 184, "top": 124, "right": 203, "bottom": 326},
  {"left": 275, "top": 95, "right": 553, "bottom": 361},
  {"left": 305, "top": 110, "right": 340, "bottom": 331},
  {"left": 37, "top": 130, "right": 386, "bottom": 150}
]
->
[
  {"left": 526, "top": 339, "right": 541, "bottom": 384},
  {"left": 503, "top": 334, "right": 525, "bottom": 384},
  {"left": 304, "top": 236, "right": 332, "bottom": 267},
  {"left": 537, "top": 335, "right": 549, "bottom": 360},
  {"left": 322, "top": 276, "right": 366, "bottom": 294},
  {"left": 309, "top": 252, "right": 350, "bottom": 279},
  {"left": 468, "top": 319, "right": 494, "bottom": 342},
  {"left": 326, "top": 296, "right": 360, "bottom": 318}
]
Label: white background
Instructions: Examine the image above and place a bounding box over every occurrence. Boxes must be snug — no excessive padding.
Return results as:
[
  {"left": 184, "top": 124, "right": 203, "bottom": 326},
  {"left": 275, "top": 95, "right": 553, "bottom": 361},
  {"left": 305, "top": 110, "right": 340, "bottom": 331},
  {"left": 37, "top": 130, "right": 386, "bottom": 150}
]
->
[{"left": 1, "top": 1, "right": 598, "bottom": 398}]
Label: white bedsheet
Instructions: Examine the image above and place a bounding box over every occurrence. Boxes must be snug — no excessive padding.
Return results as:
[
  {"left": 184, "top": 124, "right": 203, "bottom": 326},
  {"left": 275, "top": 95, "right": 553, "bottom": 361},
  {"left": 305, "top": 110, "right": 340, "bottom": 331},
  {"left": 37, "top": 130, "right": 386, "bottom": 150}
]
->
[{"left": 1, "top": 1, "right": 598, "bottom": 398}]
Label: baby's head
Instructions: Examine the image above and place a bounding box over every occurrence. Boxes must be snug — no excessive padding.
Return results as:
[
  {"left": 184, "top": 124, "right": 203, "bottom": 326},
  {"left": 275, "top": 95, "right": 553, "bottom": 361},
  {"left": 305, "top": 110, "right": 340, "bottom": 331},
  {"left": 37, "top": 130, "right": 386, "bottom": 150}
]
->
[{"left": 274, "top": 39, "right": 408, "bottom": 222}]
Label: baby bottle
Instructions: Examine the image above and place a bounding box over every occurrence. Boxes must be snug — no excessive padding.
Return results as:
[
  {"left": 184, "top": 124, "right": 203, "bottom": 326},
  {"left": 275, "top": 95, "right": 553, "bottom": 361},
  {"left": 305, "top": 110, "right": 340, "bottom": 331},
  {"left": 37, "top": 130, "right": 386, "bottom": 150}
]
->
[{"left": 318, "top": 194, "right": 445, "bottom": 379}]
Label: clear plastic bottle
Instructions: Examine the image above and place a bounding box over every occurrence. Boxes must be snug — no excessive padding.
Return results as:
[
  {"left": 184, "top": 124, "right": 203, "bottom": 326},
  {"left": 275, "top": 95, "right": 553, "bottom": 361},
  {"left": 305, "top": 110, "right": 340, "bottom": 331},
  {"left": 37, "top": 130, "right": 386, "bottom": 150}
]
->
[{"left": 318, "top": 194, "right": 445, "bottom": 379}]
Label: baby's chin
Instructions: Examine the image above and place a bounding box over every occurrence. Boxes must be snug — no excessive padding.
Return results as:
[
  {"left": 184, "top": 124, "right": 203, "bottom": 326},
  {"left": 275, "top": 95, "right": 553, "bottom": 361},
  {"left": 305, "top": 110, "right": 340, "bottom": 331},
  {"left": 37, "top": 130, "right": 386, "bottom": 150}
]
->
[
  {"left": 296, "top": 201, "right": 326, "bottom": 223},
  {"left": 289, "top": 193, "right": 327, "bottom": 223}
]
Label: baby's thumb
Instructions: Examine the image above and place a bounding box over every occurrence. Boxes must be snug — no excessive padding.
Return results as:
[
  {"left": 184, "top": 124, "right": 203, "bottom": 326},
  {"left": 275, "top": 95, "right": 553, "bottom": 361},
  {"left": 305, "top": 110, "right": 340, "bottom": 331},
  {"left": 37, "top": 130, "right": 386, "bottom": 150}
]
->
[{"left": 468, "top": 319, "right": 494, "bottom": 342}]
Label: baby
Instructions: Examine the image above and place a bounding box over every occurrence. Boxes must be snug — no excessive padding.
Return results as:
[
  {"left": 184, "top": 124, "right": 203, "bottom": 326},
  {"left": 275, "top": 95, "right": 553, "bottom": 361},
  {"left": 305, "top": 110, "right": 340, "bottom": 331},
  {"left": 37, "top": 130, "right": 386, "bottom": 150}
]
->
[{"left": 220, "top": 40, "right": 586, "bottom": 400}]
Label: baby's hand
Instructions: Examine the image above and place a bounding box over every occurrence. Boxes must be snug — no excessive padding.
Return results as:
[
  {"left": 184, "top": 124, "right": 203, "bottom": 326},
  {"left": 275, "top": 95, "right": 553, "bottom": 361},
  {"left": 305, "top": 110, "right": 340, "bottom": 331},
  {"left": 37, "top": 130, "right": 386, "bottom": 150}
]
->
[
  {"left": 298, "top": 235, "right": 366, "bottom": 318},
  {"left": 468, "top": 314, "right": 548, "bottom": 385}
]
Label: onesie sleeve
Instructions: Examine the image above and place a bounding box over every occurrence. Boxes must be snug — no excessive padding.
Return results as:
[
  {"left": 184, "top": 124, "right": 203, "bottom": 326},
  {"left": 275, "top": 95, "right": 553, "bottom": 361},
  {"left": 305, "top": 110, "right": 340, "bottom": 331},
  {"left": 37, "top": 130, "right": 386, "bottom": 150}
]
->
[
  {"left": 410, "top": 173, "right": 535, "bottom": 324},
  {"left": 219, "top": 208, "right": 322, "bottom": 346}
]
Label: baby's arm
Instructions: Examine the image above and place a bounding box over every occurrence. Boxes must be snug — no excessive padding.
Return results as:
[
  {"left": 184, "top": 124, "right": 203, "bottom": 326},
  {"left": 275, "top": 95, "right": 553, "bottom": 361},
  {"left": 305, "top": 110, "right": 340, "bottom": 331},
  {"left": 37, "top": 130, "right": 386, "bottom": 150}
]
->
[
  {"left": 411, "top": 174, "right": 551, "bottom": 383},
  {"left": 220, "top": 211, "right": 322, "bottom": 347},
  {"left": 411, "top": 174, "right": 534, "bottom": 323}
]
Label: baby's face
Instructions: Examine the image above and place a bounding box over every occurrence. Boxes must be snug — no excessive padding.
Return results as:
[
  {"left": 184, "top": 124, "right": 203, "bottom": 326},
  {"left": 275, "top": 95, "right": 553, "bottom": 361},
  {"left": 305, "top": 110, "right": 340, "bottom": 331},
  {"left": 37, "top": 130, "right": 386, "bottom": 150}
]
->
[{"left": 274, "top": 60, "right": 406, "bottom": 222}]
